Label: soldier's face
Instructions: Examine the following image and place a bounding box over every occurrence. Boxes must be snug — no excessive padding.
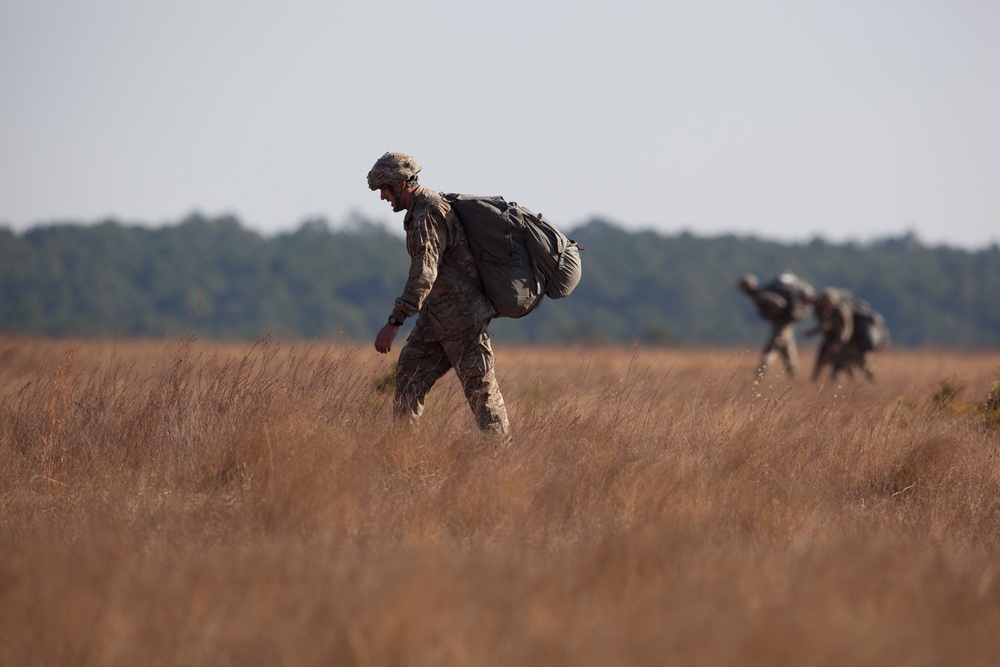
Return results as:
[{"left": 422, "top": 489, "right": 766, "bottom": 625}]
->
[{"left": 380, "top": 185, "right": 406, "bottom": 212}]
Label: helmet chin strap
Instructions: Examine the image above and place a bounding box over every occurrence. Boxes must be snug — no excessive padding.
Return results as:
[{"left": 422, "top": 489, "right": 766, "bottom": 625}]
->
[{"left": 390, "top": 181, "right": 412, "bottom": 212}]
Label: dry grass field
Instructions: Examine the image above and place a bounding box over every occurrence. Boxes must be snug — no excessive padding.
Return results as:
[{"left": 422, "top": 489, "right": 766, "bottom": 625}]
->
[{"left": 2, "top": 333, "right": 999, "bottom": 666}]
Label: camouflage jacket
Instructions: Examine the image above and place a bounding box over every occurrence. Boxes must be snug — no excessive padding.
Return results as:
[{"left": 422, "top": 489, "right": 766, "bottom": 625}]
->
[
  {"left": 813, "top": 300, "right": 854, "bottom": 346},
  {"left": 754, "top": 274, "right": 815, "bottom": 324},
  {"left": 390, "top": 186, "right": 495, "bottom": 339}
]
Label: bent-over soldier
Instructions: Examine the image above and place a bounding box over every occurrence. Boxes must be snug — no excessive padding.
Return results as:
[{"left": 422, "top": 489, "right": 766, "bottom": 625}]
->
[
  {"left": 738, "top": 271, "right": 815, "bottom": 378},
  {"left": 806, "top": 287, "right": 885, "bottom": 382}
]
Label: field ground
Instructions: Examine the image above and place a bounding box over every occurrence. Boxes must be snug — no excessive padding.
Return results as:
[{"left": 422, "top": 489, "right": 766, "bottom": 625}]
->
[{"left": 2, "top": 335, "right": 999, "bottom": 666}]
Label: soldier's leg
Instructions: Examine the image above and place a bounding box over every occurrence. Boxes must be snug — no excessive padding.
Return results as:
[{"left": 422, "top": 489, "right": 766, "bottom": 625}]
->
[
  {"left": 758, "top": 348, "right": 776, "bottom": 377},
  {"left": 759, "top": 326, "right": 780, "bottom": 376},
  {"left": 812, "top": 342, "right": 829, "bottom": 381},
  {"left": 858, "top": 352, "right": 875, "bottom": 382},
  {"left": 844, "top": 345, "right": 877, "bottom": 381},
  {"left": 843, "top": 343, "right": 873, "bottom": 380},
  {"left": 786, "top": 334, "right": 799, "bottom": 377},
  {"left": 829, "top": 346, "right": 853, "bottom": 379},
  {"left": 860, "top": 352, "right": 877, "bottom": 381},
  {"left": 442, "top": 322, "right": 509, "bottom": 436},
  {"left": 394, "top": 335, "right": 452, "bottom": 425},
  {"left": 776, "top": 323, "right": 798, "bottom": 377},
  {"left": 818, "top": 341, "right": 845, "bottom": 381}
]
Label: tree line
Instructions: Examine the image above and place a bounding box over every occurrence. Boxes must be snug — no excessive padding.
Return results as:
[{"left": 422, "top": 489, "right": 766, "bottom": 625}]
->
[{"left": 2, "top": 213, "right": 998, "bottom": 347}]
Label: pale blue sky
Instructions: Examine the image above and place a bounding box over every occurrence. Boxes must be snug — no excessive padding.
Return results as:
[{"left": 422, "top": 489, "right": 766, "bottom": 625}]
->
[{"left": 2, "top": 0, "right": 998, "bottom": 248}]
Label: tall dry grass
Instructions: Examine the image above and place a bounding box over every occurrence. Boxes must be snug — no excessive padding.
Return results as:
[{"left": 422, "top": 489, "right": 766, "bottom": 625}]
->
[{"left": 1, "top": 334, "right": 999, "bottom": 666}]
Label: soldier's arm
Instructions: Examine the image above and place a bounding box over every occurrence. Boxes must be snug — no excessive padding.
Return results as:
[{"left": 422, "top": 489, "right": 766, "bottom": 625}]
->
[
  {"left": 804, "top": 310, "right": 826, "bottom": 337},
  {"left": 391, "top": 209, "right": 447, "bottom": 322},
  {"left": 836, "top": 306, "right": 854, "bottom": 343}
]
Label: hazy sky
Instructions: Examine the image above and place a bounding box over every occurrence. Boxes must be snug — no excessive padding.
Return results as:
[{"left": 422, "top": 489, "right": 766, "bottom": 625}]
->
[{"left": 2, "top": 0, "right": 998, "bottom": 248}]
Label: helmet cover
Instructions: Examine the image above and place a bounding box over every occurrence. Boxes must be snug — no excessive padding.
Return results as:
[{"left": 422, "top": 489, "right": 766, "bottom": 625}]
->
[{"left": 367, "top": 152, "right": 421, "bottom": 190}]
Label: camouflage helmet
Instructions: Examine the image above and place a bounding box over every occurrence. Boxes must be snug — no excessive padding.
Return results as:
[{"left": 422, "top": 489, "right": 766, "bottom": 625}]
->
[
  {"left": 818, "top": 287, "right": 841, "bottom": 308},
  {"left": 738, "top": 273, "right": 759, "bottom": 293},
  {"left": 367, "top": 152, "right": 421, "bottom": 190}
]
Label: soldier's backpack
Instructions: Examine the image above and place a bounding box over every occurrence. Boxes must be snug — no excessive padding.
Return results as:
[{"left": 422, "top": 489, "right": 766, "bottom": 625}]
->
[
  {"left": 443, "top": 193, "right": 582, "bottom": 319},
  {"left": 845, "top": 295, "right": 890, "bottom": 352},
  {"left": 760, "top": 272, "right": 814, "bottom": 321}
]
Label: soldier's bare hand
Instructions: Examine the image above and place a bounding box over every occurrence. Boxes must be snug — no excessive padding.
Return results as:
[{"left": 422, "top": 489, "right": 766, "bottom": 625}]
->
[{"left": 375, "top": 323, "right": 400, "bottom": 354}]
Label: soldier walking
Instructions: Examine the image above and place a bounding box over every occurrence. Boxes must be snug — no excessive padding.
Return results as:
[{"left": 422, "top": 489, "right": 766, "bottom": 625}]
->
[
  {"left": 368, "top": 152, "right": 510, "bottom": 437},
  {"left": 738, "top": 272, "right": 816, "bottom": 378},
  {"left": 806, "top": 287, "right": 887, "bottom": 382}
]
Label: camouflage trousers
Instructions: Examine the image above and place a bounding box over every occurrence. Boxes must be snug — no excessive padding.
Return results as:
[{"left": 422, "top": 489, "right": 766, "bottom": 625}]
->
[
  {"left": 759, "top": 321, "right": 798, "bottom": 377},
  {"left": 813, "top": 340, "right": 877, "bottom": 382},
  {"left": 394, "top": 319, "right": 510, "bottom": 436}
]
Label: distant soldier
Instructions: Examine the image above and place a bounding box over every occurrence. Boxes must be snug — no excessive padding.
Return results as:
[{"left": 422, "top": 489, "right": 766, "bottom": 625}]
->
[
  {"left": 806, "top": 287, "right": 889, "bottom": 382},
  {"left": 368, "top": 152, "right": 510, "bottom": 437},
  {"left": 738, "top": 271, "right": 816, "bottom": 378}
]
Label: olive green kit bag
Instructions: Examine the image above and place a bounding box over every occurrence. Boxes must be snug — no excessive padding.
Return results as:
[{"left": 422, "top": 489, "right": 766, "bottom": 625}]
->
[{"left": 443, "top": 194, "right": 582, "bottom": 319}]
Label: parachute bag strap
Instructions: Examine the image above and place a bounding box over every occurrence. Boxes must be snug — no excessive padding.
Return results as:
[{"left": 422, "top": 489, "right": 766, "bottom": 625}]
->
[{"left": 502, "top": 202, "right": 528, "bottom": 232}]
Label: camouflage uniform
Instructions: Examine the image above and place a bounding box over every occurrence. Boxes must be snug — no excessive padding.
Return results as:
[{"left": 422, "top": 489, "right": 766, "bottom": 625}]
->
[
  {"left": 738, "top": 273, "right": 814, "bottom": 378},
  {"left": 809, "top": 288, "right": 877, "bottom": 381},
  {"left": 389, "top": 185, "right": 509, "bottom": 436}
]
